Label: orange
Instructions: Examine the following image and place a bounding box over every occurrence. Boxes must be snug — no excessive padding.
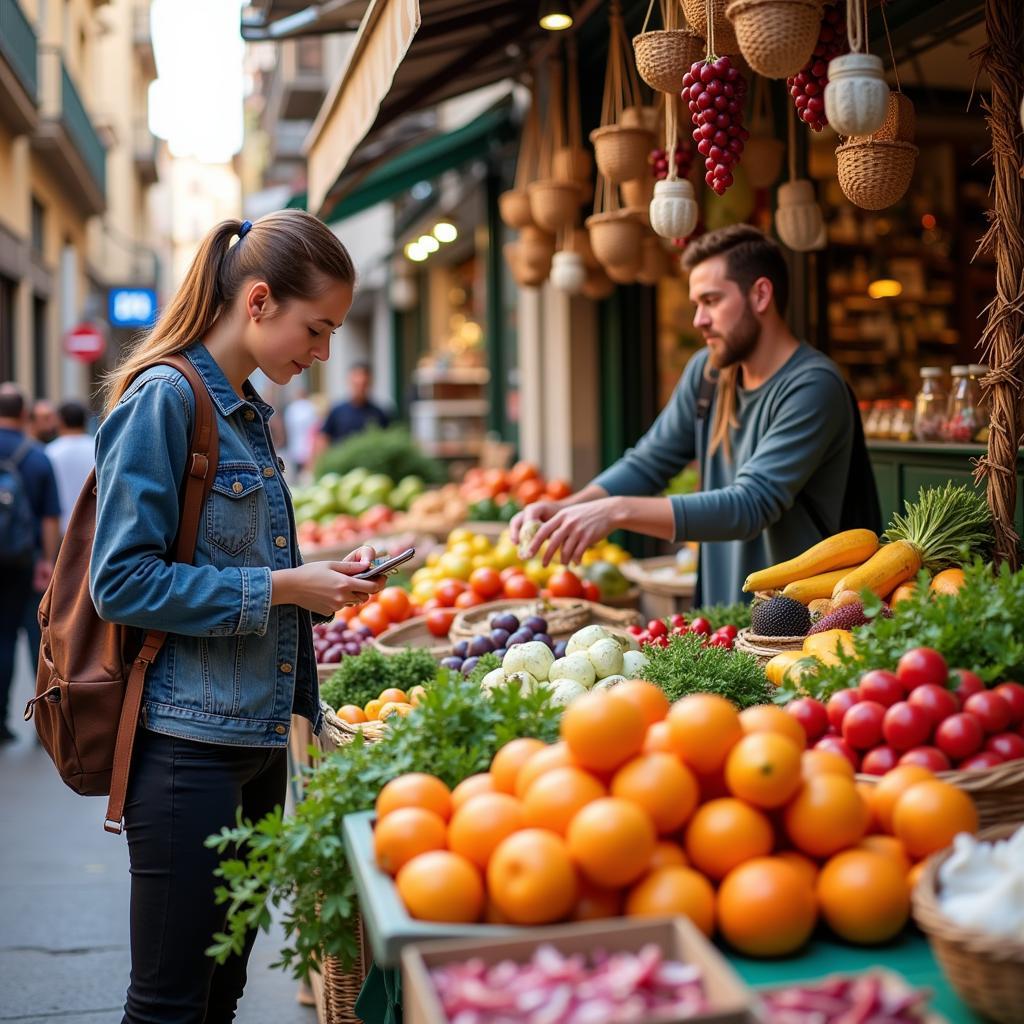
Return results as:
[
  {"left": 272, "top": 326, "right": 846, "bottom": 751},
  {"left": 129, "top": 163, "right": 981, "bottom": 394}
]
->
[
  {"left": 684, "top": 798, "right": 774, "bottom": 881},
  {"left": 643, "top": 720, "right": 674, "bottom": 754},
  {"left": 649, "top": 840, "right": 688, "bottom": 870},
  {"left": 857, "top": 782, "right": 883, "bottom": 833},
  {"left": 521, "top": 766, "right": 605, "bottom": 836},
  {"left": 625, "top": 867, "right": 716, "bottom": 936},
  {"left": 856, "top": 834, "right": 911, "bottom": 875},
  {"left": 801, "top": 748, "right": 855, "bottom": 780},
  {"left": 336, "top": 704, "right": 367, "bottom": 724},
  {"left": 866, "top": 764, "right": 934, "bottom": 835},
  {"left": 376, "top": 772, "right": 452, "bottom": 822},
  {"left": 907, "top": 860, "right": 928, "bottom": 893},
  {"left": 930, "top": 568, "right": 965, "bottom": 596},
  {"left": 364, "top": 699, "right": 384, "bottom": 721},
  {"left": 396, "top": 850, "right": 483, "bottom": 923},
  {"left": 514, "top": 742, "right": 575, "bottom": 798},
  {"left": 739, "top": 704, "right": 807, "bottom": 747},
  {"left": 724, "top": 732, "right": 803, "bottom": 809},
  {"left": 447, "top": 793, "right": 525, "bottom": 871},
  {"left": 784, "top": 773, "right": 869, "bottom": 858},
  {"left": 890, "top": 582, "right": 918, "bottom": 606},
  {"left": 408, "top": 685, "right": 427, "bottom": 707},
  {"left": 486, "top": 828, "right": 578, "bottom": 925},
  {"left": 378, "top": 687, "right": 408, "bottom": 705},
  {"left": 717, "top": 857, "right": 817, "bottom": 957},
  {"left": 666, "top": 693, "right": 743, "bottom": 774},
  {"left": 817, "top": 849, "right": 910, "bottom": 944},
  {"left": 378, "top": 701, "right": 412, "bottom": 721},
  {"left": 451, "top": 773, "right": 496, "bottom": 810},
  {"left": 561, "top": 692, "right": 647, "bottom": 773},
  {"left": 566, "top": 797, "right": 657, "bottom": 888},
  {"left": 892, "top": 780, "right": 979, "bottom": 859},
  {"left": 490, "top": 737, "right": 547, "bottom": 794},
  {"left": 569, "top": 879, "right": 623, "bottom": 922},
  {"left": 610, "top": 680, "right": 671, "bottom": 727},
  {"left": 775, "top": 850, "right": 819, "bottom": 890},
  {"left": 373, "top": 807, "right": 448, "bottom": 875},
  {"left": 610, "top": 753, "right": 699, "bottom": 835}
]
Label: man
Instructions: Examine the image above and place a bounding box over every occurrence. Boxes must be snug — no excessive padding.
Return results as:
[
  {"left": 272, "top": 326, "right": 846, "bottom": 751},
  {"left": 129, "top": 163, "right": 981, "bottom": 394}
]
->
[
  {"left": 513, "top": 224, "right": 860, "bottom": 606},
  {"left": 316, "top": 362, "right": 391, "bottom": 456},
  {"left": 47, "top": 399, "right": 95, "bottom": 533},
  {"left": 28, "top": 398, "right": 60, "bottom": 444},
  {"left": 0, "top": 387, "right": 60, "bottom": 742}
]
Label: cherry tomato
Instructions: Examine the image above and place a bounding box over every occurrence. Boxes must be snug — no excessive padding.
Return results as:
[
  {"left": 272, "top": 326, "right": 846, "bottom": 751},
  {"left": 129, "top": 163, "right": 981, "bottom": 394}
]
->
[
  {"left": 646, "top": 619, "right": 668, "bottom": 639},
  {"left": 708, "top": 634, "right": 733, "bottom": 650},
  {"left": 958, "top": 751, "right": 1004, "bottom": 771},
  {"left": 858, "top": 669, "right": 905, "bottom": 707},
  {"left": 907, "top": 683, "right": 959, "bottom": 727},
  {"left": 882, "top": 701, "right": 932, "bottom": 752},
  {"left": 468, "top": 567, "right": 503, "bottom": 599},
  {"left": 688, "top": 617, "right": 711, "bottom": 636},
  {"left": 627, "top": 624, "right": 645, "bottom": 636},
  {"left": 993, "top": 682, "right": 1024, "bottom": 726},
  {"left": 549, "top": 568, "right": 585, "bottom": 599},
  {"left": 670, "top": 613, "right": 688, "bottom": 629},
  {"left": 717, "top": 624, "right": 739, "bottom": 640},
  {"left": 455, "top": 589, "right": 486, "bottom": 609},
  {"left": 861, "top": 745, "right": 900, "bottom": 776},
  {"left": 842, "top": 700, "right": 886, "bottom": 750},
  {"left": 581, "top": 580, "right": 601, "bottom": 603},
  {"left": 986, "top": 732, "right": 1024, "bottom": 762},
  {"left": 435, "top": 578, "right": 468, "bottom": 607},
  {"left": 814, "top": 735, "right": 859, "bottom": 770},
  {"left": 826, "top": 688, "right": 861, "bottom": 732},
  {"left": 503, "top": 575, "right": 539, "bottom": 600},
  {"left": 785, "top": 697, "right": 829, "bottom": 742},
  {"left": 949, "top": 668, "right": 985, "bottom": 702},
  {"left": 896, "top": 647, "right": 948, "bottom": 689},
  {"left": 962, "top": 691, "right": 1012, "bottom": 734},
  {"left": 899, "top": 746, "right": 951, "bottom": 772},
  {"left": 934, "top": 712, "right": 984, "bottom": 761},
  {"left": 652, "top": 634, "right": 670, "bottom": 648}
]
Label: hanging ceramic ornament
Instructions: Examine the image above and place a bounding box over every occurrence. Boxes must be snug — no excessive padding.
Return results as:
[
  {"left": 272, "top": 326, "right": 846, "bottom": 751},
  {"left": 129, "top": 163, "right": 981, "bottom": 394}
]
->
[
  {"left": 823, "top": 0, "right": 886, "bottom": 137},
  {"left": 774, "top": 108, "right": 825, "bottom": 252},
  {"left": 649, "top": 96, "right": 699, "bottom": 239},
  {"left": 550, "top": 250, "right": 586, "bottom": 293}
]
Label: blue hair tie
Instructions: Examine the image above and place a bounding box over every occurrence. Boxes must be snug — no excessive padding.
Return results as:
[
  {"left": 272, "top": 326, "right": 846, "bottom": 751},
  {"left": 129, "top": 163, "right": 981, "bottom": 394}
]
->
[{"left": 238, "top": 220, "right": 252, "bottom": 239}]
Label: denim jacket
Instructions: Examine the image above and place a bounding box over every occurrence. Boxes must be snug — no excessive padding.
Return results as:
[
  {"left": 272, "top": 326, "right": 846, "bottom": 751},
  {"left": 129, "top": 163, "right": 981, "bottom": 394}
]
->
[{"left": 90, "top": 342, "right": 322, "bottom": 746}]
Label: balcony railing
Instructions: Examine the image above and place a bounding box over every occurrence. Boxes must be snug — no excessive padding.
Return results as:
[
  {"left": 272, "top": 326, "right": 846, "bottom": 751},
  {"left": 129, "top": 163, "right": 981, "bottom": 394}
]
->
[{"left": 0, "top": 0, "right": 38, "bottom": 100}]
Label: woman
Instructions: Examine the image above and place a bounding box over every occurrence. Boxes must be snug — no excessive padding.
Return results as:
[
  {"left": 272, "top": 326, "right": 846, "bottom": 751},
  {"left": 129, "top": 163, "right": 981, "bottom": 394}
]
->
[{"left": 91, "top": 210, "right": 384, "bottom": 1022}]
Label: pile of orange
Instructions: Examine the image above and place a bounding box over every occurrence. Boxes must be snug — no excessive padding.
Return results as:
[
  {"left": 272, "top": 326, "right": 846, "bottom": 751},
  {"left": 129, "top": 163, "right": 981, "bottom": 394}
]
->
[
  {"left": 459, "top": 461, "right": 571, "bottom": 508},
  {"left": 370, "top": 684, "right": 979, "bottom": 956},
  {"left": 335, "top": 585, "right": 419, "bottom": 637},
  {"left": 335, "top": 684, "right": 427, "bottom": 724}
]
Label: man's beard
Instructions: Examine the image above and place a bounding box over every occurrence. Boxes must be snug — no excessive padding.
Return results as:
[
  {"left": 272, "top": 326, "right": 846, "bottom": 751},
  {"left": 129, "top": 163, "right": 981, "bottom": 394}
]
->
[{"left": 707, "top": 302, "right": 760, "bottom": 370}]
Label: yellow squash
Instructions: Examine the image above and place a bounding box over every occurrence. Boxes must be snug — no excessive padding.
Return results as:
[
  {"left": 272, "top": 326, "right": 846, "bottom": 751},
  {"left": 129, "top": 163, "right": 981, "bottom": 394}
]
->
[
  {"left": 764, "top": 650, "right": 819, "bottom": 689},
  {"left": 803, "top": 628, "right": 856, "bottom": 664},
  {"left": 831, "top": 540, "right": 922, "bottom": 600},
  {"left": 782, "top": 568, "right": 856, "bottom": 604},
  {"left": 742, "top": 529, "right": 879, "bottom": 593}
]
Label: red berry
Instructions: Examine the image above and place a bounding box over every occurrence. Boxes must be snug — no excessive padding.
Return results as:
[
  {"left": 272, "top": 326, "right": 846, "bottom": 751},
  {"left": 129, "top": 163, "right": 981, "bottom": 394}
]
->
[
  {"left": 688, "top": 617, "right": 711, "bottom": 636},
  {"left": 646, "top": 619, "right": 668, "bottom": 639}
]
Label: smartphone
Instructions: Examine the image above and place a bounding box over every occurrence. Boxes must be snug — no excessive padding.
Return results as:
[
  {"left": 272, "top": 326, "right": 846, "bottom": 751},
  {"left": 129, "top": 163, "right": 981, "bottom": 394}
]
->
[{"left": 353, "top": 547, "right": 417, "bottom": 581}]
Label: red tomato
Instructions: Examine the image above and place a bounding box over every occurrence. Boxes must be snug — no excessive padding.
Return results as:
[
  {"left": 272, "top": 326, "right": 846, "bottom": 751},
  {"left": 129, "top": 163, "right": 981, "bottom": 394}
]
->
[
  {"left": 861, "top": 745, "right": 900, "bottom": 776},
  {"left": 716, "top": 624, "right": 739, "bottom": 640},
  {"left": 499, "top": 566, "right": 522, "bottom": 584},
  {"left": 786, "top": 697, "right": 829, "bottom": 742},
  {"left": 842, "top": 700, "right": 886, "bottom": 750},
  {"left": 670, "top": 614, "right": 688, "bottom": 629},
  {"left": 881, "top": 701, "right": 932, "bottom": 752},
  {"left": 548, "top": 568, "right": 584, "bottom": 598},
  {"left": 377, "top": 587, "right": 411, "bottom": 623},
  {"left": 469, "top": 567, "right": 503, "bottom": 599},
  {"left": 708, "top": 634, "right": 733, "bottom": 650},
  {"left": 455, "top": 589, "right": 486, "bottom": 609},
  {"left": 896, "top": 647, "right": 948, "bottom": 689},
  {"left": 814, "top": 735, "right": 860, "bottom": 770},
  {"left": 907, "top": 683, "right": 959, "bottom": 727},
  {"left": 899, "top": 746, "right": 952, "bottom": 772},
  {"left": 545, "top": 478, "right": 572, "bottom": 500},
  {"left": 986, "top": 732, "right": 1024, "bottom": 762},
  {"left": 425, "top": 608, "right": 457, "bottom": 638},
  {"left": 503, "top": 575, "right": 539, "bottom": 600},
  {"left": 581, "top": 580, "right": 601, "bottom": 603},
  {"left": 516, "top": 479, "right": 546, "bottom": 505},
  {"left": 627, "top": 624, "right": 645, "bottom": 636},
  {"left": 357, "top": 603, "right": 391, "bottom": 637},
  {"left": 949, "top": 668, "right": 985, "bottom": 702},
  {"left": 646, "top": 619, "right": 668, "bottom": 639},
  {"left": 422, "top": 597, "right": 444, "bottom": 612},
  {"left": 858, "top": 669, "right": 905, "bottom": 707},
  {"left": 958, "top": 751, "right": 1004, "bottom": 771},
  {"left": 994, "top": 682, "right": 1024, "bottom": 726},
  {"left": 962, "top": 691, "right": 1012, "bottom": 734},
  {"left": 435, "top": 578, "right": 468, "bottom": 608},
  {"left": 934, "top": 712, "right": 985, "bottom": 761},
  {"left": 688, "top": 617, "right": 711, "bottom": 637},
  {"left": 826, "top": 688, "right": 861, "bottom": 733}
]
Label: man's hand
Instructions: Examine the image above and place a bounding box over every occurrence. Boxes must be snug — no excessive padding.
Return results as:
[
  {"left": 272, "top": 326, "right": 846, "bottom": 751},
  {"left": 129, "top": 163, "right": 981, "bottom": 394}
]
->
[{"left": 524, "top": 498, "right": 623, "bottom": 567}]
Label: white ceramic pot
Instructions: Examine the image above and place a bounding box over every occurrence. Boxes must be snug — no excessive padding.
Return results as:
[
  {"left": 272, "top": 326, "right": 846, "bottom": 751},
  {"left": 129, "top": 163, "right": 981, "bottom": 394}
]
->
[
  {"left": 550, "top": 251, "right": 586, "bottom": 294},
  {"left": 775, "top": 179, "right": 825, "bottom": 252},
  {"left": 824, "top": 53, "right": 888, "bottom": 137},
  {"left": 649, "top": 179, "right": 699, "bottom": 240}
]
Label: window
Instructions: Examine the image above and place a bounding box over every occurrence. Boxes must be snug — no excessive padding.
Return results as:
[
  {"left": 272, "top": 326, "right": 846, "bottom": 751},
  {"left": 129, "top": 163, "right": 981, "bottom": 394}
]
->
[
  {"left": 33, "top": 296, "right": 48, "bottom": 397},
  {"left": 31, "top": 197, "right": 45, "bottom": 258},
  {"left": 0, "top": 276, "right": 15, "bottom": 381}
]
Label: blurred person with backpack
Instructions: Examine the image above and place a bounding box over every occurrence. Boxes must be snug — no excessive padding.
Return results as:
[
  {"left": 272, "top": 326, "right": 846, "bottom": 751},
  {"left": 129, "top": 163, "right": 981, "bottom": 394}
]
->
[
  {"left": 47, "top": 399, "right": 96, "bottom": 534},
  {"left": 0, "top": 385, "right": 60, "bottom": 742}
]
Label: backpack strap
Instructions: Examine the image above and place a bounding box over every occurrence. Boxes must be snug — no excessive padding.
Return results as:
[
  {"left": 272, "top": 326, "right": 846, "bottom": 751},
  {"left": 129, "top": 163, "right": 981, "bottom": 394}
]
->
[{"left": 104, "top": 354, "right": 220, "bottom": 834}]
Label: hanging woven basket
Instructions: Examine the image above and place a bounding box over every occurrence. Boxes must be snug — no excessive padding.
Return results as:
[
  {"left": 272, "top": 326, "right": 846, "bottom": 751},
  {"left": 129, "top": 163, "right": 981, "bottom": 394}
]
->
[
  {"left": 726, "top": 0, "right": 821, "bottom": 79},
  {"left": 621, "top": 176, "right": 655, "bottom": 210},
  {"left": 867, "top": 90, "right": 916, "bottom": 143},
  {"left": 743, "top": 135, "right": 785, "bottom": 188},
  {"left": 504, "top": 241, "right": 548, "bottom": 288},
  {"left": 836, "top": 138, "right": 918, "bottom": 210},
  {"left": 633, "top": 29, "right": 706, "bottom": 93},
  {"left": 649, "top": 178, "right": 699, "bottom": 239},
  {"left": 518, "top": 225, "right": 556, "bottom": 275},
  {"left": 590, "top": 125, "right": 654, "bottom": 184},
  {"left": 499, "top": 189, "right": 534, "bottom": 230},
  {"left": 582, "top": 266, "right": 616, "bottom": 300},
  {"left": 528, "top": 179, "right": 582, "bottom": 233},
  {"left": 824, "top": 52, "right": 888, "bottom": 137},
  {"left": 621, "top": 105, "right": 660, "bottom": 134},
  {"left": 636, "top": 235, "right": 670, "bottom": 285},
  {"left": 550, "top": 250, "right": 587, "bottom": 293},
  {"left": 552, "top": 146, "right": 593, "bottom": 188},
  {"left": 570, "top": 227, "right": 599, "bottom": 270},
  {"left": 586, "top": 210, "right": 643, "bottom": 269},
  {"left": 682, "top": 0, "right": 740, "bottom": 54},
  {"left": 606, "top": 261, "right": 640, "bottom": 285}
]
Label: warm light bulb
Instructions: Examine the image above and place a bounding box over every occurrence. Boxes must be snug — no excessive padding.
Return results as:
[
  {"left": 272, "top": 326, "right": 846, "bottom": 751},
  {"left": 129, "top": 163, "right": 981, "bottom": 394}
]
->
[
  {"left": 540, "top": 11, "right": 572, "bottom": 29},
  {"left": 868, "top": 278, "right": 902, "bottom": 299},
  {"left": 405, "top": 242, "right": 427, "bottom": 262},
  {"left": 418, "top": 234, "right": 440, "bottom": 253},
  {"left": 433, "top": 222, "right": 458, "bottom": 243}
]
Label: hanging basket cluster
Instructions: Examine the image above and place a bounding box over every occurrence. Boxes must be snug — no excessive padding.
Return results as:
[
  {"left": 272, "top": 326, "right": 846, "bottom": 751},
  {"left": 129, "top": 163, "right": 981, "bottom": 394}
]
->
[
  {"left": 633, "top": 0, "right": 704, "bottom": 94},
  {"left": 726, "top": 0, "right": 821, "bottom": 79}
]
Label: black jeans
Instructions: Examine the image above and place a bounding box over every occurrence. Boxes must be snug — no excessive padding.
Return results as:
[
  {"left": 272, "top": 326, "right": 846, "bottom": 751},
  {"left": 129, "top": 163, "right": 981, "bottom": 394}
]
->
[
  {"left": 122, "top": 727, "right": 287, "bottom": 1024},
  {"left": 0, "top": 565, "right": 34, "bottom": 730}
]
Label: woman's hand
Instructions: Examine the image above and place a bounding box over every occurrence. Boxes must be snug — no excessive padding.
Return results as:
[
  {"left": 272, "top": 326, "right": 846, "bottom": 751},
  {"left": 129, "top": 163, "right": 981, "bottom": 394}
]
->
[
  {"left": 271, "top": 559, "right": 385, "bottom": 616},
  {"left": 509, "top": 500, "right": 561, "bottom": 545},
  {"left": 526, "top": 498, "right": 623, "bottom": 567}
]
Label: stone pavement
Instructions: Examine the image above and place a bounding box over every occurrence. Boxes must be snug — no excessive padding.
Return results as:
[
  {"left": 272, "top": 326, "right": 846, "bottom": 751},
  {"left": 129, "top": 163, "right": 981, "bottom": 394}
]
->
[{"left": 0, "top": 646, "right": 317, "bottom": 1024}]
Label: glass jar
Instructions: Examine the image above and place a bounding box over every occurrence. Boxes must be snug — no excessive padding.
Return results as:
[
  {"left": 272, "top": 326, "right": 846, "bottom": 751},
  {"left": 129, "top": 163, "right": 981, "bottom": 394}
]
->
[
  {"left": 913, "top": 367, "right": 947, "bottom": 442},
  {"left": 968, "top": 364, "right": 991, "bottom": 443},
  {"left": 892, "top": 399, "right": 915, "bottom": 441},
  {"left": 945, "top": 365, "right": 982, "bottom": 443},
  {"left": 874, "top": 400, "right": 894, "bottom": 441}
]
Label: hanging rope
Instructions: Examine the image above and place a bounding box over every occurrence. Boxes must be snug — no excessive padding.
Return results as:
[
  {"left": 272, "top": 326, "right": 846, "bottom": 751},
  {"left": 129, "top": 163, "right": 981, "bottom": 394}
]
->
[
  {"left": 705, "top": 0, "right": 716, "bottom": 60},
  {"left": 787, "top": 99, "right": 798, "bottom": 182},
  {"left": 879, "top": 2, "right": 901, "bottom": 92},
  {"left": 566, "top": 37, "right": 582, "bottom": 149},
  {"left": 514, "top": 77, "right": 541, "bottom": 190},
  {"left": 847, "top": 0, "right": 866, "bottom": 55},
  {"left": 666, "top": 94, "right": 678, "bottom": 181}
]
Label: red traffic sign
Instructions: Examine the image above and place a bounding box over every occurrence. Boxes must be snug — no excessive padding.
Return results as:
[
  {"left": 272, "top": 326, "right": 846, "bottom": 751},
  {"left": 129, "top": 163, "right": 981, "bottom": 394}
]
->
[{"left": 64, "top": 322, "right": 106, "bottom": 363}]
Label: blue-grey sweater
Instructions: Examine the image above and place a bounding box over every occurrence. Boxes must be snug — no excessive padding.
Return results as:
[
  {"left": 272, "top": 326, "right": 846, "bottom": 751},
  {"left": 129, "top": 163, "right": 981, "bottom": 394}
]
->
[{"left": 593, "top": 344, "right": 852, "bottom": 605}]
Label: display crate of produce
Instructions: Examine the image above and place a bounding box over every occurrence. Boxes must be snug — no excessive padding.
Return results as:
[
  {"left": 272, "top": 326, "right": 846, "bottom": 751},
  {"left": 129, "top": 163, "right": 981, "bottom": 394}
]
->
[
  {"left": 621, "top": 553, "right": 697, "bottom": 621},
  {"left": 450, "top": 597, "right": 642, "bottom": 644}
]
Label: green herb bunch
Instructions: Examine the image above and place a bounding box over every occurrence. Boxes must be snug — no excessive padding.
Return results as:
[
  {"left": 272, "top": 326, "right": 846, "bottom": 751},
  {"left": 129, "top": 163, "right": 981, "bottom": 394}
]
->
[
  {"left": 319, "top": 647, "right": 439, "bottom": 711},
  {"left": 885, "top": 483, "right": 993, "bottom": 570},
  {"left": 638, "top": 632, "right": 774, "bottom": 708},
  {"left": 314, "top": 425, "right": 446, "bottom": 484},
  {"left": 205, "top": 670, "right": 560, "bottom": 977}
]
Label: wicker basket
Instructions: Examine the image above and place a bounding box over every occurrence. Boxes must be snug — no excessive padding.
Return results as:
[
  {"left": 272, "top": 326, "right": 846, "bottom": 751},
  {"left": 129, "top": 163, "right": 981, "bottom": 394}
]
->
[
  {"left": 636, "top": 234, "right": 670, "bottom": 285},
  {"left": 582, "top": 267, "right": 616, "bottom": 300},
  {"left": 586, "top": 210, "right": 643, "bottom": 269},
  {"left": 682, "top": 0, "right": 740, "bottom": 55},
  {"left": 450, "top": 597, "right": 642, "bottom": 643},
  {"left": 498, "top": 188, "right": 533, "bottom": 229},
  {"left": 504, "top": 241, "right": 548, "bottom": 289},
  {"left": 372, "top": 615, "right": 451, "bottom": 659},
  {"left": 318, "top": 916, "right": 370, "bottom": 1024},
  {"left": 836, "top": 139, "right": 918, "bottom": 210},
  {"left": 590, "top": 124, "right": 654, "bottom": 184},
  {"left": 633, "top": 29, "right": 705, "bottom": 93},
  {"left": 606, "top": 261, "right": 640, "bottom": 285},
  {"left": 912, "top": 823, "right": 1024, "bottom": 1024},
  {"left": 319, "top": 705, "right": 389, "bottom": 749},
  {"left": 518, "top": 225, "right": 556, "bottom": 275},
  {"left": 726, "top": 0, "right": 820, "bottom": 79},
  {"left": 870, "top": 90, "right": 916, "bottom": 143},
  {"left": 734, "top": 628, "right": 807, "bottom": 667},
  {"left": 857, "top": 758, "right": 1024, "bottom": 832},
  {"left": 527, "top": 179, "right": 581, "bottom": 233}
]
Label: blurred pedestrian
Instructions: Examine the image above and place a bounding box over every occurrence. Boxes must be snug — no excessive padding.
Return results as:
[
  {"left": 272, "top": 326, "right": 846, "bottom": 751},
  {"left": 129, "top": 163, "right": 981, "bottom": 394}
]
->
[
  {"left": 47, "top": 399, "right": 96, "bottom": 533},
  {"left": 283, "top": 385, "right": 318, "bottom": 477},
  {"left": 0, "top": 386, "right": 60, "bottom": 743},
  {"left": 28, "top": 397, "right": 60, "bottom": 444},
  {"left": 315, "top": 361, "right": 390, "bottom": 457}
]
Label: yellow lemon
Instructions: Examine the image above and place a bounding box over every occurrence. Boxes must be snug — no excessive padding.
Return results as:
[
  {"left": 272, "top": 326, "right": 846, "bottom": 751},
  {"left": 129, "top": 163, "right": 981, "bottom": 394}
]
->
[
  {"left": 471, "top": 535, "right": 492, "bottom": 555},
  {"left": 426, "top": 551, "right": 441, "bottom": 568},
  {"left": 439, "top": 553, "right": 473, "bottom": 581},
  {"left": 448, "top": 528, "right": 473, "bottom": 547}
]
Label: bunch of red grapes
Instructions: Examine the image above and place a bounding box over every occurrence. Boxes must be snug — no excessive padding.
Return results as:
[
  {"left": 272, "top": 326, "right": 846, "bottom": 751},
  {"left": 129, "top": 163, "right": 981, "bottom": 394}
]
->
[
  {"left": 682, "top": 56, "right": 748, "bottom": 196},
  {"left": 787, "top": 3, "right": 846, "bottom": 132},
  {"left": 649, "top": 143, "right": 694, "bottom": 181}
]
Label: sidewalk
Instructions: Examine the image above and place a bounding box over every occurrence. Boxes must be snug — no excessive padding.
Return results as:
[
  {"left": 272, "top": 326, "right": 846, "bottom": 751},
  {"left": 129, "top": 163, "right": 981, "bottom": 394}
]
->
[{"left": 0, "top": 646, "right": 317, "bottom": 1024}]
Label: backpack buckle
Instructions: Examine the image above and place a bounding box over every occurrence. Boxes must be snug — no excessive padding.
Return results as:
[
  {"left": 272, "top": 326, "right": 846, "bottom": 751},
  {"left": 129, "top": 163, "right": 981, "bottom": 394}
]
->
[
  {"left": 190, "top": 453, "right": 209, "bottom": 479},
  {"left": 104, "top": 818, "right": 125, "bottom": 835}
]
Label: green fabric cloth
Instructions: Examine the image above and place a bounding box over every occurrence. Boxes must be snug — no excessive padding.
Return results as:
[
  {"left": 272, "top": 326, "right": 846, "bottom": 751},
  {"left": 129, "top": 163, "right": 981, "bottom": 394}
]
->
[{"left": 354, "top": 929, "right": 985, "bottom": 1024}]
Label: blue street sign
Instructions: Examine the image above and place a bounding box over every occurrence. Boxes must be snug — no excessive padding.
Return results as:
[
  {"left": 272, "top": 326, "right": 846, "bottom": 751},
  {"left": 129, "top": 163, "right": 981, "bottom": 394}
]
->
[{"left": 108, "top": 287, "right": 158, "bottom": 328}]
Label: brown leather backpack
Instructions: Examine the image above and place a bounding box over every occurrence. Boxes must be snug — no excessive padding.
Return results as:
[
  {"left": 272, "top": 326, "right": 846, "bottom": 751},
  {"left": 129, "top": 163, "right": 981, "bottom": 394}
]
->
[{"left": 24, "top": 355, "right": 219, "bottom": 833}]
